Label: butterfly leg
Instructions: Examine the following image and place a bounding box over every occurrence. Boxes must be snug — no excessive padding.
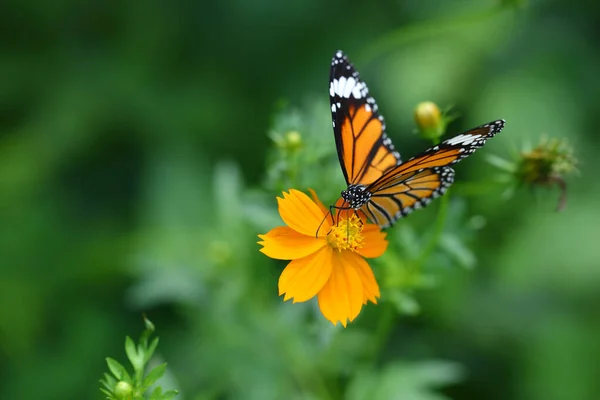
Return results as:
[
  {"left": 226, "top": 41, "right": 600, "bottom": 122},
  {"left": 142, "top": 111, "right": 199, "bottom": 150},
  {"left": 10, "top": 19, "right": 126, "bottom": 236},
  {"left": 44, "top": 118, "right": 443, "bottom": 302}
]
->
[
  {"left": 353, "top": 209, "right": 364, "bottom": 227},
  {"left": 314, "top": 203, "right": 349, "bottom": 236}
]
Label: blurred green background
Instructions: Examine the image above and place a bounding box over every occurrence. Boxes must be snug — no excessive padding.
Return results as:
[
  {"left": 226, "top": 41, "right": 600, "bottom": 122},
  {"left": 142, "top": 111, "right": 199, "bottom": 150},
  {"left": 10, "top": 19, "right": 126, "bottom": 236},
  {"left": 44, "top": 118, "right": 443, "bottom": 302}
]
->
[{"left": 2, "top": 0, "right": 599, "bottom": 399}]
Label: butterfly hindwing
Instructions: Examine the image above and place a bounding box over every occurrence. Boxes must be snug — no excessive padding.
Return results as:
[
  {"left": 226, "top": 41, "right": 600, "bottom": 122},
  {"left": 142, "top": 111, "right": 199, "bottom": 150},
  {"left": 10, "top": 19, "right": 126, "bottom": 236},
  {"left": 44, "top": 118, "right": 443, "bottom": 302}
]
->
[
  {"left": 362, "top": 167, "right": 454, "bottom": 228},
  {"left": 329, "top": 51, "right": 401, "bottom": 186}
]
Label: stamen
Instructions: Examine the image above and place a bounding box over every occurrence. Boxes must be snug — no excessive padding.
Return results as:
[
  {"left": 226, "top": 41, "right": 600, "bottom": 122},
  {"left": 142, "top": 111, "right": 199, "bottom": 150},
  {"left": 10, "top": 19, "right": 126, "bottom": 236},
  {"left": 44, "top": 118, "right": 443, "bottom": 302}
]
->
[{"left": 327, "top": 214, "right": 364, "bottom": 252}]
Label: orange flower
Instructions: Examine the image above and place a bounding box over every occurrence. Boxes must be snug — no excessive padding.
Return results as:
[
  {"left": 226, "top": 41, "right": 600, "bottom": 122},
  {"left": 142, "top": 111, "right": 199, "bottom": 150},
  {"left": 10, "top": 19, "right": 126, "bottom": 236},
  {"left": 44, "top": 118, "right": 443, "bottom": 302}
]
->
[{"left": 258, "top": 189, "right": 388, "bottom": 327}]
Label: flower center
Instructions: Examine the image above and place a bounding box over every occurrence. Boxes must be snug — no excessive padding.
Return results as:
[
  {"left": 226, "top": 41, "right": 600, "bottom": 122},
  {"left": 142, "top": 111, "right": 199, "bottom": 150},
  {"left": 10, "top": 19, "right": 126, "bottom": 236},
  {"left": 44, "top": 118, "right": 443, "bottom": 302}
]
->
[{"left": 327, "top": 214, "right": 364, "bottom": 252}]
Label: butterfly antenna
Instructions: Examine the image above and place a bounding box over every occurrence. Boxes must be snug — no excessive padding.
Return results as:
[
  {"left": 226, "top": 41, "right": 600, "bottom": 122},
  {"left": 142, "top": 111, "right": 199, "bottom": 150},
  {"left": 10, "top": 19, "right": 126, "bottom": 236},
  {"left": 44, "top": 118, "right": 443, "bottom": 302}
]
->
[{"left": 314, "top": 198, "right": 342, "bottom": 238}]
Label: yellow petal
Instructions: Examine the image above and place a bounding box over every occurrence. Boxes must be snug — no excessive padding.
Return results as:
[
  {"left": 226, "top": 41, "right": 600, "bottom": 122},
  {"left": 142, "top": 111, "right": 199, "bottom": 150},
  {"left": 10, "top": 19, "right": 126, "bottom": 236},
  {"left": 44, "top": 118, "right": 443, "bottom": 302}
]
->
[
  {"left": 278, "top": 246, "right": 333, "bottom": 303},
  {"left": 277, "top": 189, "right": 330, "bottom": 237},
  {"left": 317, "top": 251, "right": 364, "bottom": 327},
  {"left": 357, "top": 224, "right": 388, "bottom": 259},
  {"left": 342, "top": 251, "right": 380, "bottom": 304},
  {"left": 258, "top": 227, "right": 326, "bottom": 260}
]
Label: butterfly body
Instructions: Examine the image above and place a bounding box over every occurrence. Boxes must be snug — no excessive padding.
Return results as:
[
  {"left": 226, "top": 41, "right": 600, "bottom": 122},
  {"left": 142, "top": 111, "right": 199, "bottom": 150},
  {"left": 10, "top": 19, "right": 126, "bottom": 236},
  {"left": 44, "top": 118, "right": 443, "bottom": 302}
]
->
[
  {"left": 341, "top": 184, "right": 372, "bottom": 209},
  {"left": 329, "top": 50, "right": 505, "bottom": 228}
]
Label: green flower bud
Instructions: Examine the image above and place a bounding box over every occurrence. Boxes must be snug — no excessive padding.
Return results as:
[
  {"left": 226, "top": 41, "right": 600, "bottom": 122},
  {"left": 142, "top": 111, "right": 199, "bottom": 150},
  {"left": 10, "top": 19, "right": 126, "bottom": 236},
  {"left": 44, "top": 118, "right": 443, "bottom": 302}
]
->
[
  {"left": 114, "top": 381, "right": 133, "bottom": 400},
  {"left": 414, "top": 101, "right": 449, "bottom": 142},
  {"left": 270, "top": 130, "right": 303, "bottom": 152},
  {"left": 414, "top": 102, "right": 441, "bottom": 129},
  {"left": 284, "top": 130, "right": 302, "bottom": 150}
]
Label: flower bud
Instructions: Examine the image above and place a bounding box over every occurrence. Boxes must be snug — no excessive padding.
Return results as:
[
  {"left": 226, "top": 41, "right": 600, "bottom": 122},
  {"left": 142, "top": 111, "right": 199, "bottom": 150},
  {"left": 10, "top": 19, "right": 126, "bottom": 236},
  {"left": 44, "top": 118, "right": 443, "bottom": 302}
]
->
[
  {"left": 414, "top": 102, "right": 441, "bottom": 129},
  {"left": 271, "top": 130, "right": 303, "bottom": 152},
  {"left": 414, "top": 101, "right": 446, "bottom": 142},
  {"left": 114, "top": 381, "right": 133, "bottom": 399},
  {"left": 284, "top": 130, "right": 302, "bottom": 150}
]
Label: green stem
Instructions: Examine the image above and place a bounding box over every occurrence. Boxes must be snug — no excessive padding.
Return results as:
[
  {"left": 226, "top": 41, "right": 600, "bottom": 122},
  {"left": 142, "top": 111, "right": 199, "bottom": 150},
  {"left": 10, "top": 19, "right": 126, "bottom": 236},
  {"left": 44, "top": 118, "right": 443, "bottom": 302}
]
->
[{"left": 371, "top": 301, "right": 396, "bottom": 362}]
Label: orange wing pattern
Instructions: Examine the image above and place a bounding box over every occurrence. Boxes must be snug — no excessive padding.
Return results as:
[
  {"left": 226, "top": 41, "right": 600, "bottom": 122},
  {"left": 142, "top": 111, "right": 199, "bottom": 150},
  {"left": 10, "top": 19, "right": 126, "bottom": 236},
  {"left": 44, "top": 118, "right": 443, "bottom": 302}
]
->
[
  {"left": 361, "top": 167, "right": 454, "bottom": 228},
  {"left": 330, "top": 51, "right": 401, "bottom": 185},
  {"left": 330, "top": 51, "right": 505, "bottom": 229}
]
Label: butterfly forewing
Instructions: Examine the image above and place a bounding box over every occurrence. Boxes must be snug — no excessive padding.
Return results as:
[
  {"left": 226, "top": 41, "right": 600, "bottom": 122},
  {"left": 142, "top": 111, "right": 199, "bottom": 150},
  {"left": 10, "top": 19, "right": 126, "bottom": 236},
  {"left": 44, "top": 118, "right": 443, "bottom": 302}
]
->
[{"left": 329, "top": 51, "right": 401, "bottom": 186}]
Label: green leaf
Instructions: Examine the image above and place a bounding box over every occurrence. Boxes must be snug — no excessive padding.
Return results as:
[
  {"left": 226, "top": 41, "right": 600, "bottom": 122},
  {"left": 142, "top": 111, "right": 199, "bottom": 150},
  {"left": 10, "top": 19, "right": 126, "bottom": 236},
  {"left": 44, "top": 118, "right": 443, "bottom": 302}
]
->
[
  {"left": 150, "top": 386, "right": 163, "bottom": 396},
  {"left": 145, "top": 337, "right": 159, "bottom": 363},
  {"left": 125, "top": 336, "right": 144, "bottom": 372},
  {"left": 409, "top": 360, "right": 465, "bottom": 386},
  {"left": 387, "top": 290, "right": 420, "bottom": 315},
  {"left": 125, "top": 336, "right": 137, "bottom": 362},
  {"left": 103, "top": 373, "right": 117, "bottom": 386},
  {"left": 99, "top": 388, "right": 113, "bottom": 399},
  {"left": 142, "top": 363, "right": 167, "bottom": 388},
  {"left": 158, "top": 390, "right": 179, "bottom": 400},
  {"left": 486, "top": 154, "right": 517, "bottom": 172},
  {"left": 106, "top": 358, "right": 126, "bottom": 380},
  {"left": 143, "top": 316, "right": 156, "bottom": 333},
  {"left": 395, "top": 224, "right": 422, "bottom": 260},
  {"left": 121, "top": 367, "right": 133, "bottom": 384},
  {"left": 140, "top": 318, "right": 156, "bottom": 347},
  {"left": 439, "top": 234, "right": 477, "bottom": 269},
  {"left": 149, "top": 387, "right": 179, "bottom": 400},
  {"left": 348, "top": 360, "right": 464, "bottom": 400},
  {"left": 100, "top": 375, "right": 115, "bottom": 391}
]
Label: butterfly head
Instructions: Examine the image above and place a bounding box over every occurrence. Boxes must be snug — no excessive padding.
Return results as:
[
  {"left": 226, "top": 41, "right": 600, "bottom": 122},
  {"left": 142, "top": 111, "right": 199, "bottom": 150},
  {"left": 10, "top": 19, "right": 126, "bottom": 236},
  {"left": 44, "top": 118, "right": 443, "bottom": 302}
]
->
[{"left": 341, "top": 184, "right": 371, "bottom": 209}]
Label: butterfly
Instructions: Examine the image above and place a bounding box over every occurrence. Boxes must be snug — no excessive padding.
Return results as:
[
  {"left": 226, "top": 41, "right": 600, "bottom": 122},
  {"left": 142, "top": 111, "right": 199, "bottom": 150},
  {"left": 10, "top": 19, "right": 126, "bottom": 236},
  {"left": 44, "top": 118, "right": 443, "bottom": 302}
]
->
[{"left": 329, "top": 50, "right": 505, "bottom": 228}]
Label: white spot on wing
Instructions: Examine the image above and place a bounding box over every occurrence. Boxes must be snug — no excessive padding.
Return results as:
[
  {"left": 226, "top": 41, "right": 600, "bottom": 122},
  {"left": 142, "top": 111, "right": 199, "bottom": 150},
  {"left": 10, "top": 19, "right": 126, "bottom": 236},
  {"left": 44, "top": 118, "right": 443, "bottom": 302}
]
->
[
  {"left": 343, "top": 77, "right": 356, "bottom": 98},
  {"left": 351, "top": 82, "right": 363, "bottom": 99},
  {"left": 337, "top": 76, "right": 347, "bottom": 98},
  {"left": 445, "top": 134, "right": 482, "bottom": 146}
]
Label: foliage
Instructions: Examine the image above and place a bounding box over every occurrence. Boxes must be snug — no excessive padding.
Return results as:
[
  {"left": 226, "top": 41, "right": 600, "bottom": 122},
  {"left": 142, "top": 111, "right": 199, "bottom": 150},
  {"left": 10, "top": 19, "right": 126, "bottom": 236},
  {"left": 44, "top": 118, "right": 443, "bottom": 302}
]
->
[{"left": 100, "top": 318, "right": 178, "bottom": 400}]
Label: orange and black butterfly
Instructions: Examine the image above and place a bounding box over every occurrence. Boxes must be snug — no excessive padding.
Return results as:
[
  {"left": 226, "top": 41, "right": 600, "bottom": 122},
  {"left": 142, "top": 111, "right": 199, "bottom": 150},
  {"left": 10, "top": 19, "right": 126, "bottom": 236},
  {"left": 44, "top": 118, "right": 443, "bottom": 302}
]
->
[{"left": 329, "top": 50, "right": 505, "bottom": 228}]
